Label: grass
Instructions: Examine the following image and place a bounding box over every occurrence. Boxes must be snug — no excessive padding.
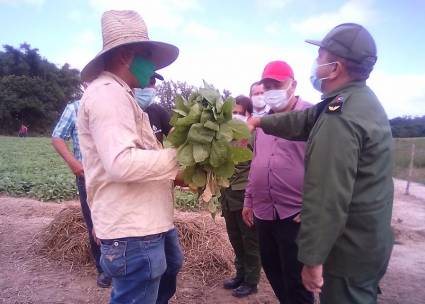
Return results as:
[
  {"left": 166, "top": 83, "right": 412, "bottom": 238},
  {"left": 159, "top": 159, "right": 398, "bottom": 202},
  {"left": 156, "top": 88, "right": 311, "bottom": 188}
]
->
[
  {"left": 393, "top": 137, "right": 425, "bottom": 184},
  {"left": 1, "top": 136, "right": 424, "bottom": 203}
]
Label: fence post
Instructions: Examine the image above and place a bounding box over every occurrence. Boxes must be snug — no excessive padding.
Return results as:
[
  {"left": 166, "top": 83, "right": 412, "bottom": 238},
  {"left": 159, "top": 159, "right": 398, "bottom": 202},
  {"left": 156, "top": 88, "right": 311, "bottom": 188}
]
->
[{"left": 405, "top": 143, "right": 416, "bottom": 195}]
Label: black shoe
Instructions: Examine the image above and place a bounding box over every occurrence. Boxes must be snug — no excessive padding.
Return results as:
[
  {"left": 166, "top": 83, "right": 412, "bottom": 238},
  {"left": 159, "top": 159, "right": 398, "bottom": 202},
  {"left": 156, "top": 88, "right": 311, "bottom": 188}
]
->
[
  {"left": 223, "top": 277, "right": 243, "bottom": 289},
  {"left": 232, "top": 283, "right": 258, "bottom": 298},
  {"left": 97, "top": 272, "right": 112, "bottom": 288}
]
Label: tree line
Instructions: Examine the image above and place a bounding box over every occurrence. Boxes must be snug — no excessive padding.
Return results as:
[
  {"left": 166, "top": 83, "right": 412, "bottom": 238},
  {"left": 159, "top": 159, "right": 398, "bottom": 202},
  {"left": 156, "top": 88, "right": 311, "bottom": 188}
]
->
[{"left": 0, "top": 43, "right": 422, "bottom": 138}]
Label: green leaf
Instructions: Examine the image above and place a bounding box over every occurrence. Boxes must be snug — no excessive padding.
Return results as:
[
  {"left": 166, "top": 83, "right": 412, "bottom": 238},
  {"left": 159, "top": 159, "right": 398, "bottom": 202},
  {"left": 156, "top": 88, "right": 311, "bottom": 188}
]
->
[
  {"left": 209, "top": 139, "right": 229, "bottom": 168},
  {"left": 172, "top": 109, "right": 188, "bottom": 117},
  {"left": 204, "top": 120, "right": 220, "bottom": 132},
  {"left": 215, "top": 160, "right": 235, "bottom": 178},
  {"left": 166, "top": 126, "right": 189, "bottom": 147},
  {"left": 187, "top": 123, "right": 216, "bottom": 144},
  {"left": 228, "top": 119, "right": 251, "bottom": 140},
  {"left": 182, "top": 166, "right": 196, "bottom": 185},
  {"left": 175, "top": 95, "right": 189, "bottom": 113},
  {"left": 200, "top": 110, "right": 214, "bottom": 124},
  {"left": 175, "top": 103, "right": 201, "bottom": 127},
  {"left": 192, "top": 168, "right": 207, "bottom": 187},
  {"left": 215, "top": 96, "right": 224, "bottom": 113},
  {"left": 230, "top": 146, "right": 253, "bottom": 163},
  {"left": 222, "top": 98, "right": 234, "bottom": 122},
  {"left": 199, "top": 88, "right": 218, "bottom": 104},
  {"left": 177, "top": 143, "right": 195, "bottom": 166},
  {"left": 216, "top": 122, "right": 233, "bottom": 142},
  {"left": 193, "top": 143, "right": 210, "bottom": 163}
]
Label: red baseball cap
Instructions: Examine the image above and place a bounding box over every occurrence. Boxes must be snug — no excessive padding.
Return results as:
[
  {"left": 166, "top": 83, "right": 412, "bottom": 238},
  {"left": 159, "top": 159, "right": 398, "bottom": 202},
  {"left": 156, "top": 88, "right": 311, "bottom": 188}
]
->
[{"left": 261, "top": 60, "right": 294, "bottom": 82}]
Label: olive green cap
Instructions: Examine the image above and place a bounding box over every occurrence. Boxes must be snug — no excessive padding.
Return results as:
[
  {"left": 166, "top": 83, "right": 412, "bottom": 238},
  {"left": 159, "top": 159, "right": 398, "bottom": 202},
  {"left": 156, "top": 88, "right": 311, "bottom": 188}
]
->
[{"left": 306, "top": 23, "right": 377, "bottom": 68}]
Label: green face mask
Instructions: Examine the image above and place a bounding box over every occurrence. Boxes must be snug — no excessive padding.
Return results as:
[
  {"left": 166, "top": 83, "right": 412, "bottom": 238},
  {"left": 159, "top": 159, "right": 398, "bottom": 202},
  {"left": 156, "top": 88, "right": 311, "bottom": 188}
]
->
[{"left": 130, "top": 56, "right": 155, "bottom": 88}]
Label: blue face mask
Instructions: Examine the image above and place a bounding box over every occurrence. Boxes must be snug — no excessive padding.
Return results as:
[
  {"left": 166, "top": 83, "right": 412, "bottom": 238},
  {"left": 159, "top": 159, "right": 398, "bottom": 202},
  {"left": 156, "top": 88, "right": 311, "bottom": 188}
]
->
[
  {"left": 310, "top": 60, "right": 337, "bottom": 92},
  {"left": 134, "top": 88, "right": 156, "bottom": 110}
]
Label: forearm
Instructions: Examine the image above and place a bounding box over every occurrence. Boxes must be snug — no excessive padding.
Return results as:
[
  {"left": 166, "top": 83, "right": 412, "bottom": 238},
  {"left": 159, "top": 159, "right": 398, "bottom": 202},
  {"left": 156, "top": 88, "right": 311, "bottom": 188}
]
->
[
  {"left": 51, "top": 137, "right": 80, "bottom": 166},
  {"left": 260, "top": 110, "right": 314, "bottom": 141}
]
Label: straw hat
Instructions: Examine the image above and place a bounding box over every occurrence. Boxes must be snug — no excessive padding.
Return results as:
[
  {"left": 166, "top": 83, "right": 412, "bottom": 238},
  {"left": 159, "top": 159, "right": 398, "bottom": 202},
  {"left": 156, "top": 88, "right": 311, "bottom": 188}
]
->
[{"left": 81, "top": 10, "right": 179, "bottom": 82}]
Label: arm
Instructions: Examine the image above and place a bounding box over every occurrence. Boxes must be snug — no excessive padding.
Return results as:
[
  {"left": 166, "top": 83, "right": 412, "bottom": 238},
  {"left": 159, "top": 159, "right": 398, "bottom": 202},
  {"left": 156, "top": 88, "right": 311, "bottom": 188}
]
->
[
  {"left": 297, "top": 114, "right": 360, "bottom": 266},
  {"left": 52, "top": 103, "right": 83, "bottom": 176},
  {"left": 51, "top": 138, "right": 84, "bottom": 176},
  {"left": 259, "top": 106, "right": 318, "bottom": 141},
  {"left": 83, "top": 88, "right": 178, "bottom": 183}
]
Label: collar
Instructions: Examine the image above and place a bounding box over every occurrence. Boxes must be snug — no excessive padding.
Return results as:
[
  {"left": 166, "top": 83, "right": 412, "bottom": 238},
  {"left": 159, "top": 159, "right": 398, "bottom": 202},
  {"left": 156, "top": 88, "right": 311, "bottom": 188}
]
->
[
  {"left": 100, "top": 71, "right": 135, "bottom": 97},
  {"left": 321, "top": 81, "right": 366, "bottom": 101}
]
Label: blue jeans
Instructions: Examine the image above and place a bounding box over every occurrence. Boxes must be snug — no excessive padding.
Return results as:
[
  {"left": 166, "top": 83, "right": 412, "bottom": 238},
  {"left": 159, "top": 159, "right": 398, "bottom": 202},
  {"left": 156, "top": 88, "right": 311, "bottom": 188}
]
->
[{"left": 100, "top": 228, "right": 183, "bottom": 304}]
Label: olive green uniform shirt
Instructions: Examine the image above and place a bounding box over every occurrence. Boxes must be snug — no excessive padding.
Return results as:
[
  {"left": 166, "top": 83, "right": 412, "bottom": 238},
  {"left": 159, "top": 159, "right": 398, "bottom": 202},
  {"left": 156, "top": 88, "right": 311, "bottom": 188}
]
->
[{"left": 260, "top": 81, "right": 394, "bottom": 279}]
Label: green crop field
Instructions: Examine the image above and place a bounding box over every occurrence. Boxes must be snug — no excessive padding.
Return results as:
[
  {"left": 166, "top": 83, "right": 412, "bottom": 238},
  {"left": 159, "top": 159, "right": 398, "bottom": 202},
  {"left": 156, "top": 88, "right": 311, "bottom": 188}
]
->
[{"left": 1, "top": 136, "right": 424, "bottom": 203}]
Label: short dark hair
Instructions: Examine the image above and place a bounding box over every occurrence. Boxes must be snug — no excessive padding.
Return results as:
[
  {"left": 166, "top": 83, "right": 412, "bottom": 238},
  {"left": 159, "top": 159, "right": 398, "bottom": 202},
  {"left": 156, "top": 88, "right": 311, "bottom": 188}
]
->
[
  {"left": 235, "top": 95, "right": 253, "bottom": 115},
  {"left": 249, "top": 81, "right": 261, "bottom": 97},
  {"left": 327, "top": 52, "right": 373, "bottom": 81}
]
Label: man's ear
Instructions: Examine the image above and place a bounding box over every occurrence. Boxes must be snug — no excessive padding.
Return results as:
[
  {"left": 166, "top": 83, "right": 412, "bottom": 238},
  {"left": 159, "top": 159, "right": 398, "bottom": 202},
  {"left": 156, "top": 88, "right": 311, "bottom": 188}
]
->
[
  {"left": 329, "top": 61, "right": 343, "bottom": 80},
  {"left": 118, "top": 48, "right": 134, "bottom": 66}
]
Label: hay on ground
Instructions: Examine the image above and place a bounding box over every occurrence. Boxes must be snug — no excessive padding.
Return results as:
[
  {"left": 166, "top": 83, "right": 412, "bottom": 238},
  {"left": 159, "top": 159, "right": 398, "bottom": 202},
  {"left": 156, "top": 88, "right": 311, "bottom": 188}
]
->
[{"left": 36, "top": 206, "right": 234, "bottom": 285}]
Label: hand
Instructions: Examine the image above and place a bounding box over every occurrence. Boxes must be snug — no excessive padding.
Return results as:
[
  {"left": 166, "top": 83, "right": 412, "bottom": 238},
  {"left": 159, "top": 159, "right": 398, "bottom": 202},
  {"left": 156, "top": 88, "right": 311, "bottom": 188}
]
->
[
  {"left": 92, "top": 228, "right": 101, "bottom": 246},
  {"left": 293, "top": 213, "right": 301, "bottom": 223},
  {"left": 70, "top": 160, "right": 84, "bottom": 177},
  {"left": 174, "top": 170, "right": 187, "bottom": 187},
  {"left": 302, "top": 265, "right": 324, "bottom": 293},
  {"left": 247, "top": 117, "right": 260, "bottom": 133},
  {"left": 242, "top": 207, "right": 254, "bottom": 227}
]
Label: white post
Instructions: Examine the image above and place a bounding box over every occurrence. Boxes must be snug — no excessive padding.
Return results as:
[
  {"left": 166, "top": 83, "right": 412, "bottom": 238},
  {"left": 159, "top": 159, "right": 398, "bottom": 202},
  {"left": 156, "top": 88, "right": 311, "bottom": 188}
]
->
[{"left": 405, "top": 143, "right": 416, "bottom": 195}]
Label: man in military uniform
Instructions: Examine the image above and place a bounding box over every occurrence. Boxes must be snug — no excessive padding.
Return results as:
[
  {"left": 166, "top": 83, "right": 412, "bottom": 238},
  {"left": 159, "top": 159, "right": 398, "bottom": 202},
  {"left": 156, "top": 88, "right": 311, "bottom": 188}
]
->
[
  {"left": 221, "top": 95, "right": 261, "bottom": 298},
  {"left": 248, "top": 23, "right": 394, "bottom": 304}
]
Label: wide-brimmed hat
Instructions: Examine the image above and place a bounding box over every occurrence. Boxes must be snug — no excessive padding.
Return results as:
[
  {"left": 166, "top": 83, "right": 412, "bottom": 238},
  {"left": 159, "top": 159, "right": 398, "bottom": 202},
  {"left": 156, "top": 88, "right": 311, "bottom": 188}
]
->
[{"left": 81, "top": 10, "right": 179, "bottom": 82}]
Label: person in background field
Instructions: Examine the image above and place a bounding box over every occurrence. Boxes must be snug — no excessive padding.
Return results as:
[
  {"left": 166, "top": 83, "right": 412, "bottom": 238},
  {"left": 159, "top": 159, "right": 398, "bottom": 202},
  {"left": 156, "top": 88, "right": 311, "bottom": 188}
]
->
[
  {"left": 18, "top": 124, "right": 28, "bottom": 137},
  {"left": 250, "top": 81, "right": 268, "bottom": 117},
  {"left": 51, "top": 96, "right": 111, "bottom": 288},
  {"left": 248, "top": 23, "right": 394, "bottom": 304},
  {"left": 242, "top": 61, "right": 314, "bottom": 304},
  {"left": 134, "top": 72, "right": 171, "bottom": 143},
  {"left": 221, "top": 95, "right": 261, "bottom": 298},
  {"left": 77, "top": 10, "right": 183, "bottom": 304}
]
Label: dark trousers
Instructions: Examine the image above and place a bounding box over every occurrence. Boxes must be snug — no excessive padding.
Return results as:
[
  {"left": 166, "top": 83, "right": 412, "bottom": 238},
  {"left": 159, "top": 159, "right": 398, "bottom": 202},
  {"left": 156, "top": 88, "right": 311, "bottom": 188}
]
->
[
  {"left": 255, "top": 215, "right": 314, "bottom": 304},
  {"left": 76, "top": 176, "right": 102, "bottom": 273},
  {"left": 223, "top": 209, "right": 261, "bottom": 285}
]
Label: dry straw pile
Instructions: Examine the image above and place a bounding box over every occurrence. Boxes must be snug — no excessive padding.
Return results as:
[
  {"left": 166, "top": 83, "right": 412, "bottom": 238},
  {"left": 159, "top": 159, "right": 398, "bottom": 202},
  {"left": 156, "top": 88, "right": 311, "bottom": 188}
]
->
[{"left": 36, "top": 206, "right": 233, "bottom": 285}]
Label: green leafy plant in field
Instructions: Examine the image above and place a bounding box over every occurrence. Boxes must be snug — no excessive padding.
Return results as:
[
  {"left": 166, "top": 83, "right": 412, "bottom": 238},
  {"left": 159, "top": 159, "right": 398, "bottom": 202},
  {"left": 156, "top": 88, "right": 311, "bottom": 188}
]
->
[{"left": 165, "top": 82, "right": 252, "bottom": 215}]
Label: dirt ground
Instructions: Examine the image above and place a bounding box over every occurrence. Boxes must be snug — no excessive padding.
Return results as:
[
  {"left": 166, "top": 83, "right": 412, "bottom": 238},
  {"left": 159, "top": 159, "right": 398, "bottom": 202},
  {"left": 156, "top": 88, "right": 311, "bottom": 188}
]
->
[{"left": 0, "top": 179, "right": 424, "bottom": 304}]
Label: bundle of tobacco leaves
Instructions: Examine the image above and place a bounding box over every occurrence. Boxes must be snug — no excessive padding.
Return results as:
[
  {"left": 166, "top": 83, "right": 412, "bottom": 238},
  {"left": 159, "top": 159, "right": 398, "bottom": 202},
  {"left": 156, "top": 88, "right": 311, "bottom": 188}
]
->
[{"left": 165, "top": 82, "right": 252, "bottom": 214}]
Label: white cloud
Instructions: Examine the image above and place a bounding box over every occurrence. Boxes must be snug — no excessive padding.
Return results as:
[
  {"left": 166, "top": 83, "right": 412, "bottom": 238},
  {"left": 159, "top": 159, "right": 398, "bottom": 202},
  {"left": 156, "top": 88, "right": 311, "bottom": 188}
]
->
[
  {"left": 0, "top": 0, "right": 44, "bottom": 5},
  {"left": 256, "top": 0, "right": 292, "bottom": 9},
  {"left": 87, "top": 0, "right": 201, "bottom": 30},
  {"left": 183, "top": 21, "right": 220, "bottom": 41},
  {"left": 369, "top": 71, "right": 425, "bottom": 118},
  {"left": 292, "top": 0, "right": 377, "bottom": 35}
]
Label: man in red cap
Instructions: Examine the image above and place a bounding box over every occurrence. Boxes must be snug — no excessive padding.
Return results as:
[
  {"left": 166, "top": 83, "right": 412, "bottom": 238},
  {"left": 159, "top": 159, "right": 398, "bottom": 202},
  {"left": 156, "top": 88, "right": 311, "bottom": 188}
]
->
[{"left": 242, "top": 61, "right": 314, "bottom": 304}]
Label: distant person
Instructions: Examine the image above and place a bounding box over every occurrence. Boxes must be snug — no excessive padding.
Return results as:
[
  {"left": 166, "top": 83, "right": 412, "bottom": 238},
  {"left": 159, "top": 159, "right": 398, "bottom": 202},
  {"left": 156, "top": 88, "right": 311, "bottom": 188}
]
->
[
  {"left": 51, "top": 98, "right": 111, "bottom": 288},
  {"left": 18, "top": 124, "right": 28, "bottom": 137},
  {"left": 250, "top": 82, "right": 268, "bottom": 117},
  {"left": 134, "top": 73, "right": 171, "bottom": 143},
  {"left": 221, "top": 95, "right": 261, "bottom": 298}
]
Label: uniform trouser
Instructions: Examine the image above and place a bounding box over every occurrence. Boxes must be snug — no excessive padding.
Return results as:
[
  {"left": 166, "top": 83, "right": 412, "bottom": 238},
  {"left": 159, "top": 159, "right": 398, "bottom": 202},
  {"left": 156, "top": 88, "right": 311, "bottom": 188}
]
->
[
  {"left": 320, "top": 257, "right": 389, "bottom": 304},
  {"left": 223, "top": 209, "right": 261, "bottom": 285},
  {"left": 255, "top": 215, "right": 314, "bottom": 304},
  {"left": 76, "top": 176, "right": 102, "bottom": 273}
]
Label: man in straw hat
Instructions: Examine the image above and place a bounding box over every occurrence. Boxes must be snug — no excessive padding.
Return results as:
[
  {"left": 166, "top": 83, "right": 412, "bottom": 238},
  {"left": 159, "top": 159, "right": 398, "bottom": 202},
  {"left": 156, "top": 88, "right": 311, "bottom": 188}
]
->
[
  {"left": 77, "top": 10, "right": 183, "bottom": 304},
  {"left": 248, "top": 23, "right": 394, "bottom": 304}
]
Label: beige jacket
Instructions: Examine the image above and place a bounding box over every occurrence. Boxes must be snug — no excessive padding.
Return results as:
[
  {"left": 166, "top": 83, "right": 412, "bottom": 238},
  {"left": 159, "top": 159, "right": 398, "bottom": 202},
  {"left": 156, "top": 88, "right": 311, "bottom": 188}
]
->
[{"left": 77, "top": 71, "right": 178, "bottom": 239}]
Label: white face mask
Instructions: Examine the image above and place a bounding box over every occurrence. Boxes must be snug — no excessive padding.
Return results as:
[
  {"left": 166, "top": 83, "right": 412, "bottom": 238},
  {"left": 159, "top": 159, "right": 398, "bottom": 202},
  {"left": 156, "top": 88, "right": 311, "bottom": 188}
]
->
[
  {"left": 251, "top": 95, "right": 266, "bottom": 109},
  {"left": 134, "top": 87, "right": 156, "bottom": 110},
  {"left": 264, "top": 83, "right": 293, "bottom": 111},
  {"left": 233, "top": 114, "right": 248, "bottom": 122}
]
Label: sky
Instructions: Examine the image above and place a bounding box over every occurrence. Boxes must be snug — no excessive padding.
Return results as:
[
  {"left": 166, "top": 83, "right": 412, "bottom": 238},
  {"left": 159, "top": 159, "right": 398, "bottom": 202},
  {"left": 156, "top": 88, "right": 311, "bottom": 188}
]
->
[{"left": 0, "top": 0, "right": 424, "bottom": 118}]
